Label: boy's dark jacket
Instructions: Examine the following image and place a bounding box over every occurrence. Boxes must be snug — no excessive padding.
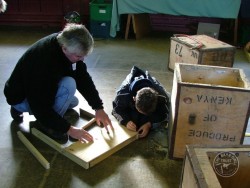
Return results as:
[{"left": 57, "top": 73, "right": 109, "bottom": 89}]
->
[{"left": 112, "top": 66, "right": 170, "bottom": 128}]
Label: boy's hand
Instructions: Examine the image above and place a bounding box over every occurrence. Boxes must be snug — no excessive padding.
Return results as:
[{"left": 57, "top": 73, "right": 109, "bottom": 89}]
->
[
  {"left": 138, "top": 122, "right": 151, "bottom": 138},
  {"left": 126, "top": 121, "right": 137, "bottom": 131}
]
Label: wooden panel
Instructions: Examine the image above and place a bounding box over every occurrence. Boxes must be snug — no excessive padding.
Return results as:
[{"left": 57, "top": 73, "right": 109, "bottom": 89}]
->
[
  {"left": 41, "top": 0, "right": 63, "bottom": 15},
  {"left": 82, "top": 0, "right": 90, "bottom": 15},
  {"left": 4, "top": 0, "right": 19, "bottom": 13},
  {"left": 63, "top": 0, "right": 82, "bottom": 14},
  {"left": 169, "top": 38, "right": 200, "bottom": 70},
  {"left": 0, "top": 0, "right": 89, "bottom": 26},
  {"left": 32, "top": 109, "right": 138, "bottom": 169},
  {"left": 149, "top": 14, "right": 222, "bottom": 33},
  {"left": 19, "top": 0, "right": 41, "bottom": 13}
]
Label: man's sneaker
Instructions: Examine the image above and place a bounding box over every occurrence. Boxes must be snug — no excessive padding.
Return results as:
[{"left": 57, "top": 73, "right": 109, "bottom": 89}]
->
[
  {"left": 31, "top": 122, "right": 69, "bottom": 144},
  {"left": 63, "top": 109, "right": 79, "bottom": 125},
  {"left": 10, "top": 107, "right": 23, "bottom": 122}
]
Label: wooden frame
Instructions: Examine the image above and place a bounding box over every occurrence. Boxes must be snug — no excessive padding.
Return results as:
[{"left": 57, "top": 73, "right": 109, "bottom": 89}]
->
[{"left": 31, "top": 108, "right": 138, "bottom": 169}]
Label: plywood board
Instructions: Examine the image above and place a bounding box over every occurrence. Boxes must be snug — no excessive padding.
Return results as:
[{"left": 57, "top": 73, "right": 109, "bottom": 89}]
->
[
  {"left": 64, "top": 123, "right": 138, "bottom": 168},
  {"left": 31, "top": 109, "right": 138, "bottom": 169}
]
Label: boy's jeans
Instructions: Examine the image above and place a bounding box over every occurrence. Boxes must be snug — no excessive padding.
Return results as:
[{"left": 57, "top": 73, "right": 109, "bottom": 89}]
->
[{"left": 13, "top": 76, "right": 79, "bottom": 117}]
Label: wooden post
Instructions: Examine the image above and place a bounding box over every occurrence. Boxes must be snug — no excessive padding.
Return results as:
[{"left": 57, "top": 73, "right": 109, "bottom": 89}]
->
[
  {"left": 234, "top": 18, "right": 238, "bottom": 46},
  {"left": 125, "top": 14, "right": 151, "bottom": 40},
  {"left": 125, "top": 14, "right": 133, "bottom": 40}
]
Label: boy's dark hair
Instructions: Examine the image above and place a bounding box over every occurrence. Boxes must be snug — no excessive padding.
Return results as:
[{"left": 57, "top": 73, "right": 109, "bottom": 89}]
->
[{"left": 135, "top": 87, "right": 158, "bottom": 115}]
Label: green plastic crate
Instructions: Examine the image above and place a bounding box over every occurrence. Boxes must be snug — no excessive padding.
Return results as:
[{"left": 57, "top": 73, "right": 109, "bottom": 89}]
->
[{"left": 90, "top": 0, "right": 112, "bottom": 21}]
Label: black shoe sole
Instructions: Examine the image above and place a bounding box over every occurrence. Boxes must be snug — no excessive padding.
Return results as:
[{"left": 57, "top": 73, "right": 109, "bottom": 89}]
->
[{"left": 10, "top": 107, "right": 23, "bottom": 122}]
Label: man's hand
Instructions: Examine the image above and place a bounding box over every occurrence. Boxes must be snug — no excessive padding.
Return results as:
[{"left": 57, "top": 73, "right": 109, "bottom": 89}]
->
[
  {"left": 95, "top": 109, "right": 113, "bottom": 133},
  {"left": 137, "top": 122, "right": 151, "bottom": 138},
  {"left": 67, "top": 126, "right": 93, "bottom": 143}
]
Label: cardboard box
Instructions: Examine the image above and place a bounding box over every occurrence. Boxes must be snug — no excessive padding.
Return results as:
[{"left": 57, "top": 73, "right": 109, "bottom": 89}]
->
[
  {"left": 180, "top": 145, "right": 250, "bottom": 188},
  {"left": 168, "top": 63, "right": 250, "bottom": 159},
  {"left": 168, "top": 35, "right": 236, "bottom": 71}
]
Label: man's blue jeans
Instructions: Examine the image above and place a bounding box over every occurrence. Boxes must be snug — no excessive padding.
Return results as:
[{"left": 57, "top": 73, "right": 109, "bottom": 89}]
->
[{"left": 13, "top": 76, "right": 79, "bottom": 117}]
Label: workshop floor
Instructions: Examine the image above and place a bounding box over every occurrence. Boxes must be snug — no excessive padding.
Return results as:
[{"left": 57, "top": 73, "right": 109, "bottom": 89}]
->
[{"left": 0, "top": 26, "right": 250, "bottom": 188}]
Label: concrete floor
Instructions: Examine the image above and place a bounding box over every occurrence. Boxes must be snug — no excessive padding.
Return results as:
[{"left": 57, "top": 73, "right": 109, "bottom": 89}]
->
[{"left": 0, "top": 26, "right": 250, "bottom": 188}]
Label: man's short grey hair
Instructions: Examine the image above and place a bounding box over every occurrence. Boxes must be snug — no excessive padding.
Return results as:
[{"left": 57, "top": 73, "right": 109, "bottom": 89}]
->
[
  {"left": 57, "top": 23, "right": 94, "bottom": 55},
  {"left": 0, "top": 0, "right": 7, "bottom": 13}
]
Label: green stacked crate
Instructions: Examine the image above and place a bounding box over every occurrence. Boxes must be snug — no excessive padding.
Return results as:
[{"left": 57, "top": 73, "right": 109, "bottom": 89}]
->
[{"left": 89, "top": 0, "right": 113, "bottom": 38}]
